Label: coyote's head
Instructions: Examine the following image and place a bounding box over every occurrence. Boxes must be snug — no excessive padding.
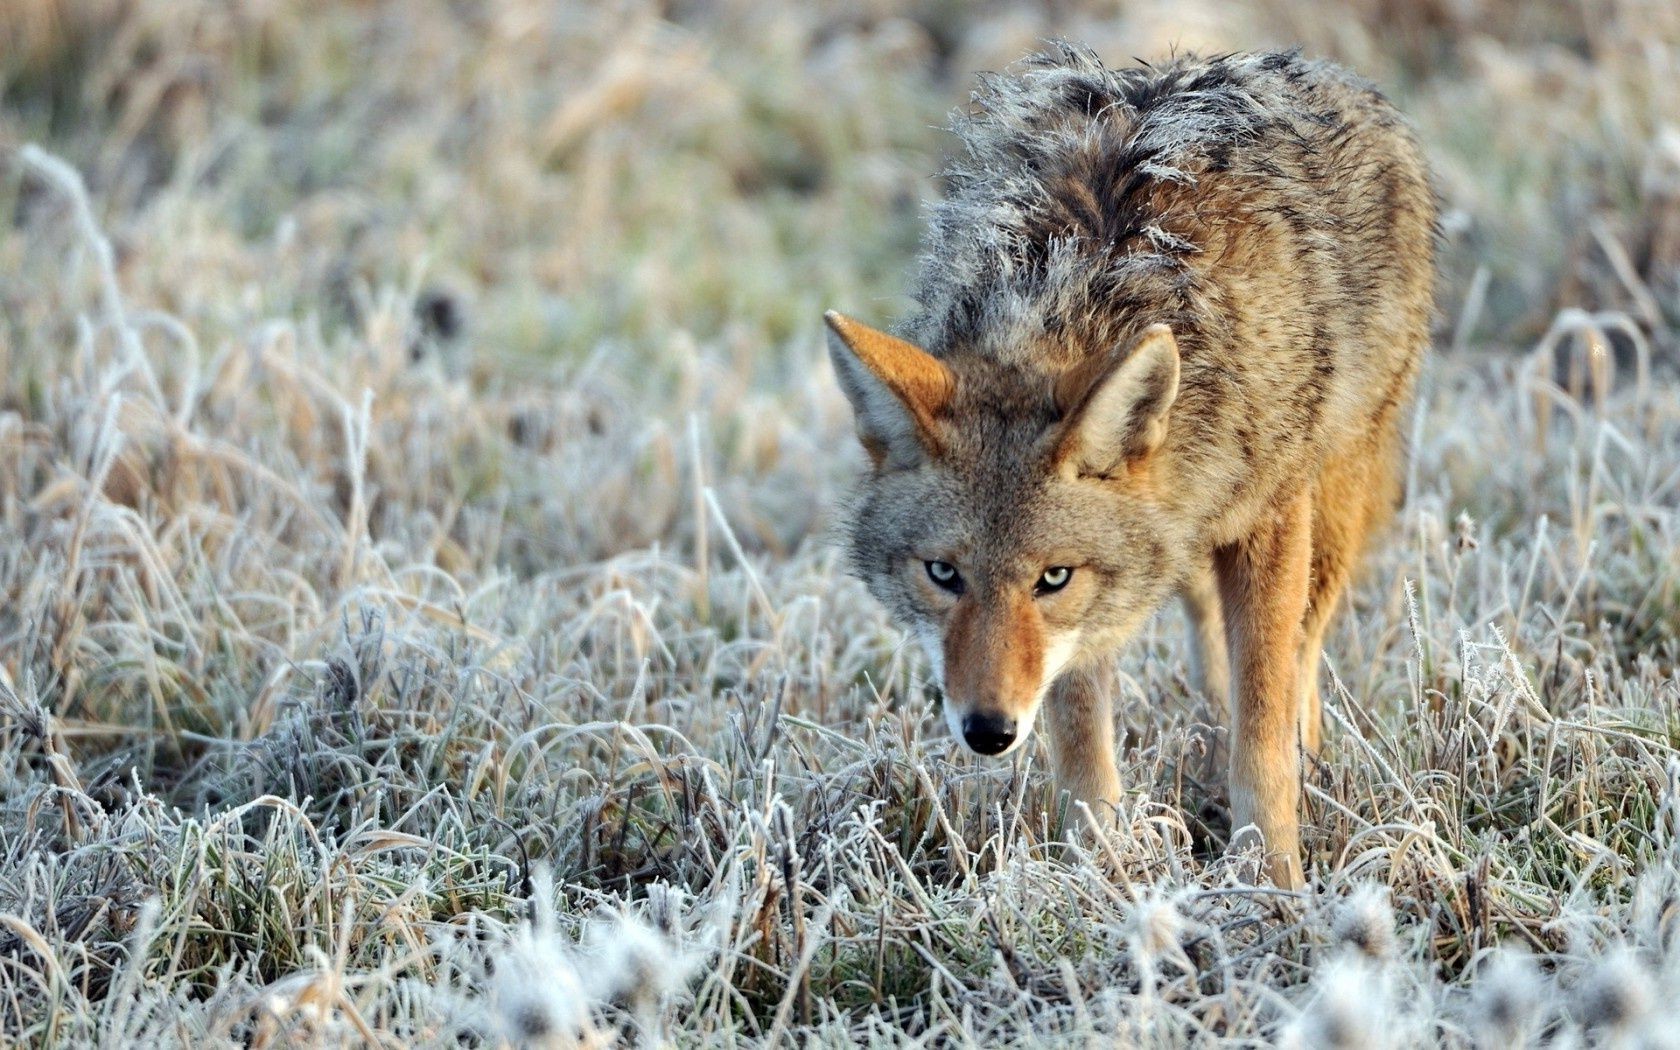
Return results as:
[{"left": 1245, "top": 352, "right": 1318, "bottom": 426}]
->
[{"left": 825, "top": 311, "right": 1192, "bottom": 757}]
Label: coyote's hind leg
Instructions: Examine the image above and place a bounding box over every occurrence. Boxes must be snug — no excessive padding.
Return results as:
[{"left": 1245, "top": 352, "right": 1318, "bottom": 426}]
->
[{"left": 1182, "top": 563, "right": 1229, "bottom": 714}]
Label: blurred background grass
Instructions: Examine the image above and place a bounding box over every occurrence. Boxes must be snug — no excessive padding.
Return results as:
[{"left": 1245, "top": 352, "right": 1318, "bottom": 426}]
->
[{"left": 5, "top": 0, "right": 1678, "bottom": 371}]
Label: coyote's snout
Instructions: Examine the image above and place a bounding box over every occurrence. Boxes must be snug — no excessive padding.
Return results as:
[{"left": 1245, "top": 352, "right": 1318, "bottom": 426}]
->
[{"left": 825, "top": 46, "right": 1436, "bottom": 889}]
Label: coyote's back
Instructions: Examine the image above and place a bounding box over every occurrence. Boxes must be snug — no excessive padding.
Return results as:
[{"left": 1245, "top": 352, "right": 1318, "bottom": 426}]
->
[
  {"left": 824, "top": 46, "right": 1436, "bottom": 889},
  {"left": 907, "top": 46, "right": 1434, "bottom": 536}
]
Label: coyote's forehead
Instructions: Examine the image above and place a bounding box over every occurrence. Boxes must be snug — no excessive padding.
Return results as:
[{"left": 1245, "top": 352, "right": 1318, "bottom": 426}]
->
[
  {"left": 940, "top": 388, "right": 1058, "bottom": 480},
  {"left": 865, "top": 437, "right": 1140, "bottom": 570}
]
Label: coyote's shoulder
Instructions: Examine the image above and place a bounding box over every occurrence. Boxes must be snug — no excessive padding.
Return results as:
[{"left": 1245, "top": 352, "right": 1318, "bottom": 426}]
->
[{"left": 824, "top": 45, "right": 1436, "bottom": 889}]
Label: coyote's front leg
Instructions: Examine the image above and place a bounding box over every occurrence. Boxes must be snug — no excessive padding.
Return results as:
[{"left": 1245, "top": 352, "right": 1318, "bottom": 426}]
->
[
  {"left": 1214, "top": 490, "right": 1313, "bottom": 889},
  {"left": 1045, "top": 668, "right": 1122, "bottom": 825}
]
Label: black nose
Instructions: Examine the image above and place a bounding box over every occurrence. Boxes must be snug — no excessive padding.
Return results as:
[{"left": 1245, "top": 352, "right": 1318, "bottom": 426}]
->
[{"left": 962, "top": 712, "right": 1017, "bottom": 755}]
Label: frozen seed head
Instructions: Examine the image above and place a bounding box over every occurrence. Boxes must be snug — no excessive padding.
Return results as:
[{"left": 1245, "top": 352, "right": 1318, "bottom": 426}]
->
[
  {"left": 489, "top": 870, "right": 598, "bottom": 1049},
  {"left": 1470, "top": 948, "right": 1544, "bottom": 1045},
  {"left": 1331, "top": 883, "right": 1397, "bottom": 961},
  {"left": 1573, "top": 949, "right": 1653, "bottom": 1034},
  {"left": 1284, "top": 955, "right": 1392, "bottom": 1050},
  {"left": 1128, "top": 890, "right": 1186, "bottom": 962},
  {"left": 490, "top": 931, "right": 593, "bottom": 1048},
  {"left": 584, "top": 909, "right": 696, "bottom": 1017},
  {"left": 1455, "top": 511, "right": 1480, "bottom": 553},
  {"left": 1630, "top": 866, "right": 1680, "bottom": 954}
]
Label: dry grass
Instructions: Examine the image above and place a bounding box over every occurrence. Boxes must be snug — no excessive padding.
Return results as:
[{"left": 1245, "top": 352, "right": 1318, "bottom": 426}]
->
[{"left": 1, "top": 0, "right": 1678, "bottom": 1045}]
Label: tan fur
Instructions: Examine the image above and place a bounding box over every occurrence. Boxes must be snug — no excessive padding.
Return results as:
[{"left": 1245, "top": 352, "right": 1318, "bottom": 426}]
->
[
  {"left": 941, "top": 585, "right": 1048, "bottom": 734},
  {"left": 1214, "top": 490, "right": 1313, "bottom": 889},
  {"left": 1044, "top": 668, "right": 1122, "bottom": 818},
  {"left": 1182, "top": 564, "right": 1229, "bottom": 712},
  {"left": 826, "top": 48, "right": 1435, "bottom": 889}
]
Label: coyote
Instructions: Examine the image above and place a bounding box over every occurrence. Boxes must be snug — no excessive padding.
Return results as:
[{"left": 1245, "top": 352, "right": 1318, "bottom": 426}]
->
[{"left": 825, "top": 46, "right": 1435, "bottom": 888}]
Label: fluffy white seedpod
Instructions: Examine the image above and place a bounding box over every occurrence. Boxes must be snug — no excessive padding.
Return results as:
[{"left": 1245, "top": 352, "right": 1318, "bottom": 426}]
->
[
  {"left": 582, "top": 893, "right": 704, "bottom": 1041},
  {"left": 1454, "top": 510, "right": 1480, "bottom": 553},
  {"left": 486, "top": 869, "right": 600, "bottom": 1049},
  {"left": 1128, "top": 889, "right": 1186, "bottom": 963},
  {"left": 1468, "top": 947, "right": 1546, "bottom": 1047},
  {"left": 1330, "top": 883, "right": 1397, "bottom": 961},
  {"left": 1628, "top": 864, "right": 1680, "bottom": 956},
  {"left": 1282, "top": 953, "right": 1395, "bottom": 1050},
  {"left": 1572, "top": 948, "right": 1654, "bottom": 1038},
  {"left": 489, "top": 923, "right": 595, "bottom": 1049},
  {"left": 584, "top": 910, "right": 693, "bottom": 1008}
]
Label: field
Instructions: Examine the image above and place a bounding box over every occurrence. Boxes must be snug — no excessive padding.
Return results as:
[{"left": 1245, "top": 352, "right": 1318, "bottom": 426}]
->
[{"left": 2, "top": 0, "right": 1679, "bottom": 1045}]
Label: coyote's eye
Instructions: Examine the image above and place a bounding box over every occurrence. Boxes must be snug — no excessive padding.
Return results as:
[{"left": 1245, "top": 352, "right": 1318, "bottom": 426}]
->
[
  {"left": 925, "top": 560, "right": 963, "bottom": 594},
  {"left": 1036, "top": 566, "right": 1073, "bottom": 595}
]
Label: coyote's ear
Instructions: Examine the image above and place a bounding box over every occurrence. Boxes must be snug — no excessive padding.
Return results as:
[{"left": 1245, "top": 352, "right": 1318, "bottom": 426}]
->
[
  {"left": 824, "top": 310, "right": 954, "bottom": 468},
  {"left": 1055, "top": 324, "right": 1180, "bottom": 478}
]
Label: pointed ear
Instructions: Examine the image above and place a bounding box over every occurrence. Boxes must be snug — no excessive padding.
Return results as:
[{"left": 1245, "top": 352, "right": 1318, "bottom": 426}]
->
[
  {"left": 1055, "top": 324, "right": 1180, "bottom": 478},
  {"left": 824, "top": 310, "right": 955, "bottom": 468}
]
